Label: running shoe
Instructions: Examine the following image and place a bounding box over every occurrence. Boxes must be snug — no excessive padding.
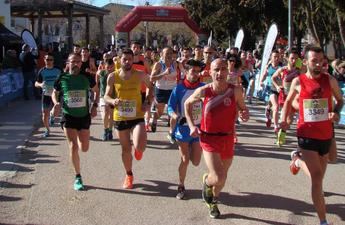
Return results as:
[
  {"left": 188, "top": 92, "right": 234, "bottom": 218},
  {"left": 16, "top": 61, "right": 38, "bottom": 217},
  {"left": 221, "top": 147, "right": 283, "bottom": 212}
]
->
[
  {"left": 74, "top": 177, "right": 84, "bottom": 191},
  {"left": 102, "top": 132, "right": 108, "bottom": 141},
  {"left": 176, "top": 186, "right": 185, "bottom": 200},
  {"left": 290, "top": 150, "right": 301, "bottom": 175},
  {"left": 49, "top": 116, "right": 54, "bottom": 126},
  {"left": 202, "top": 173, "right": 213, "bottom": 204},
  {"left": 134, "top": 148, "right": 143, "bottom": 161},
  {"left": 123, "top": 175, "right": 133, "bottom": 189},
  {"left": 42, "top": 130, "right": 49, "bottom": 138},
  {"left": 151, "top": 121, "right": 157, "bottom": 133},
  {"left": 167, "top": 132, "right": 176, "bottom": 144},
  {"left": 107, "top": 130, "right": 113, "bottom": 140},
  {"left": 277, "top": 129, "right": 286, "bottom": 146},
  {"left": 206, "top": 199, "right": 221, "bottom": 219}
]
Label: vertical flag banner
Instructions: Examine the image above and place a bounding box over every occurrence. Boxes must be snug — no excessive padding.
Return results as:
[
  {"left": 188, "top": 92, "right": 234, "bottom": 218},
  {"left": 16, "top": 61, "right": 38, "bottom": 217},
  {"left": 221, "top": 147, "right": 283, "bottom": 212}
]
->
[
  {"left": 21, "top": 29, "right": 37, "bottom": 50},
  {"left": 256, "top": 23, "right": 278, "bottom": 91},
  {"left": 207, "top": 31, "right": 212, "bottom": 47},
  {"left": 234, "top": 29, "right": 244, "bottom": 50}
]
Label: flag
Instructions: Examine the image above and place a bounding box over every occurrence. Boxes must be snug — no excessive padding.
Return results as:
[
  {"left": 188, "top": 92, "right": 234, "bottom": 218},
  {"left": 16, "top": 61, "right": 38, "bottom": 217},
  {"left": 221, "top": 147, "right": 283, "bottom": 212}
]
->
[{"left": 207, "top": 31, "right": 212, "bottom": 47}]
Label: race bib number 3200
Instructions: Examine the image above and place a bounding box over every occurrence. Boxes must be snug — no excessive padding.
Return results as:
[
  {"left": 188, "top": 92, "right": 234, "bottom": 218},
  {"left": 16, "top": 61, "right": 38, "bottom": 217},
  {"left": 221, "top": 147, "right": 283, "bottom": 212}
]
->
[
  {"left": 118, "top": 100, "right": 136, "bottom": 117},
  {"left": 67, "top": 90, "right": 87, "bottom": 108},
  {"left": 303, "top": 98, "right": 328, "bottom": 122}
]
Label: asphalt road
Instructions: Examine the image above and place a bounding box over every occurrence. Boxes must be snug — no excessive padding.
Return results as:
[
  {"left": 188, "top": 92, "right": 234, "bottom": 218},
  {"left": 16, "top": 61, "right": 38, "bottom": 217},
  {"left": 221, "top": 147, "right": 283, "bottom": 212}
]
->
[{"left": 0, "top": 99, "right": 344, "bottom": 225}]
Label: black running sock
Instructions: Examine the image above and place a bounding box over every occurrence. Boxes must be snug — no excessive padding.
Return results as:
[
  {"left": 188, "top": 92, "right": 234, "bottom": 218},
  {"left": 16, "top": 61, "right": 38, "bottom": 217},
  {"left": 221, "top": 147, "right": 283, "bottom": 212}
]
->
[
  {"left": 126, "top": 171, "right": 133, "bottom": 176},
  {"left": 76, "top": 174, "right": 81, "bottom": 178}
]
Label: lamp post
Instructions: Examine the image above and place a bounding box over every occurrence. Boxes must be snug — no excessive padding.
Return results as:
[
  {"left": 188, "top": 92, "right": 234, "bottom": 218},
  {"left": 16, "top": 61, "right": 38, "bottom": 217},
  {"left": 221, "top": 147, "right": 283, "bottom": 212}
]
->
[{"left": 288, "top": 0, "right": 294, "bottom": 50}]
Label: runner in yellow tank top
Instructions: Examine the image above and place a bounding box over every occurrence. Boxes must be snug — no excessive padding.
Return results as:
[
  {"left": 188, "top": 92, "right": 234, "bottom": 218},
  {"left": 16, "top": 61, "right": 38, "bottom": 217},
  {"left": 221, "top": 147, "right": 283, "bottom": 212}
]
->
[
  {"left": 104, "top": 48, "right": 153, "bottom": 190},
  {"left": 113, "top": 69, "right": 145, "bottom": 121}
]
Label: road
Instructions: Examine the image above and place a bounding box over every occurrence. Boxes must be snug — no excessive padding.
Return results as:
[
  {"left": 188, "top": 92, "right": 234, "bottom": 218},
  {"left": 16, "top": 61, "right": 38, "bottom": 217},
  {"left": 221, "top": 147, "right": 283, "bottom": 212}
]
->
[{"left": 0, "top": 98, "right": 344, "bottom": 225}]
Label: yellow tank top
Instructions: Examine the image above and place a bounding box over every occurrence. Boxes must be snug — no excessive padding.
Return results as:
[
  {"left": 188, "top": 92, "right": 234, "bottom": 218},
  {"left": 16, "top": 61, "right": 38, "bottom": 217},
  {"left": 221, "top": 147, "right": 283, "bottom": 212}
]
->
[{"left": 113, "top": 69, "right": 144, "bottom": 121}]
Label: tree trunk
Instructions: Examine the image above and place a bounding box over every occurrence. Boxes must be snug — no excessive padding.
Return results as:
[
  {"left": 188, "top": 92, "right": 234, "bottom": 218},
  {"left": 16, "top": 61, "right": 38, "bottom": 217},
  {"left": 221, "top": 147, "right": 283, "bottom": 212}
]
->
[
  {"left": 336, "top": 9, "right": 345, "bottom": 48},
  {"left": 305, "top": 0, "right": 320, "bottom": 45}
]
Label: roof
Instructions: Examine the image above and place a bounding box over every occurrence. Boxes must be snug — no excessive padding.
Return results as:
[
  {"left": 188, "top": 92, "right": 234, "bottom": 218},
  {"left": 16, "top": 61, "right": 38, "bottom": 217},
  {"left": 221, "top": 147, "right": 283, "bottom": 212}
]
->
[
  {"left": 11, "top": 0, "right": 110, "bottom": 18},
  {"left": 0, "top": 23, "right": 21, "bottom": 44}
]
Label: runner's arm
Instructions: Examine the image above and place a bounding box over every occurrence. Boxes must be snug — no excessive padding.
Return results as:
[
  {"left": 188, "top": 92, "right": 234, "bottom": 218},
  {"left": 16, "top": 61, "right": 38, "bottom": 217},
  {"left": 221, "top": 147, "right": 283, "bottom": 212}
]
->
[
  {"left": 150, "top": 62, "right": 168, "bottom": 82},
  {"left": 259, "top": 65, "right": 269, "bottom": 86},
  {"left": 329, "top": 75, "right": 344, "bottom": 122},
  {"left": 234, "top": 86, "right": 249, "bottom": 122},
  {"left": 104, "top": 72, "right": 119, "bottom": 106},
  {"left": 184, "top": 85, "right": 206, "bottom": 130},
  {"left": 280, "top": 77, "right": 299, "bottom": 129},
  {"left": 271, "top": 67, "right": 283, "bottom": 91}
]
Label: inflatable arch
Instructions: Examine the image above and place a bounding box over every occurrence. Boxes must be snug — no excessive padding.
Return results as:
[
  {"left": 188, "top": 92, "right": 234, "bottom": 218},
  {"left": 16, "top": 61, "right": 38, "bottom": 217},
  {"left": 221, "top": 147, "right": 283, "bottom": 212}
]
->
[{"left": 115, "top": 6, "right": 207, "bottom": 47}]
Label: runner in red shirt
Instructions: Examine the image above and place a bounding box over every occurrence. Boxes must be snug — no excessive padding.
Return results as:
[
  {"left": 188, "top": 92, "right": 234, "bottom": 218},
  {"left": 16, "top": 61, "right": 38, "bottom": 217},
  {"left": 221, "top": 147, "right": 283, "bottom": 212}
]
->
[
  {"left": 184, "top": 58, "right": 249, "bottom": 219},
  {"left": 280, "top": 46, "right": 343, "bottom": 225}
]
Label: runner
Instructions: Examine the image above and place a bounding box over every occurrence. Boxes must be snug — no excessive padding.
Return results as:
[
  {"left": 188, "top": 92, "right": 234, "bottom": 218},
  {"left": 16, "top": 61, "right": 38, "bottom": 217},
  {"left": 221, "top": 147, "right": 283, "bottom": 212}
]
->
[
  {"left": 259, "top": 50, "right": 282, "bottom": 129},
  {"left": 96, "top": 59, "right": 115, "bottom": 141},
  {"left": 184, "top": 58, "right": 249, "bottom": 218},
  {"left": 272, "top": 49, "right": 300, "bottom": 145},
  {"left": 35, "top": 53, "right": 61, "bottom": 137},
  {"left": 104, "top": 48, "right": 153, "bottom": 189},
  {"left": 167, "top": 59, "right": 205, "bottom": 199},
  {"left": 280, "top": 46, "right": 343, "bottom": 225},
  {"left": 150, "top": 47, "right": 178, "bottom": 135},
  {"left": 51, "top": 53, "right": 99, "bottom": 191},
  {"left": 200, "top": 46, "right": 215, "bottom": 84}
]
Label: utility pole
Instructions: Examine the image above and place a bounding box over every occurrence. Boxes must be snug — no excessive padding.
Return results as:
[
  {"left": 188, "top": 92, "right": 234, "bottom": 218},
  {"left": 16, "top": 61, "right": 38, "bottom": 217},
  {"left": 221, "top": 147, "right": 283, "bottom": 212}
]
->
[
  {"left": 145, "top": 1, "right": 150, "bottom": 48},
  {"left": 288, "top": 0, "right": 294, "bottom": 50}
]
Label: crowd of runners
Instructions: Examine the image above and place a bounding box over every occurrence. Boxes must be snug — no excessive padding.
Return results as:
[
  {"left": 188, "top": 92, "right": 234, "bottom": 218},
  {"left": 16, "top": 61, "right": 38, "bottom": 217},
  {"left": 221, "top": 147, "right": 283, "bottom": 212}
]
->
[{"left": 31, "top": 41, "right": 343, "bottom": 224}]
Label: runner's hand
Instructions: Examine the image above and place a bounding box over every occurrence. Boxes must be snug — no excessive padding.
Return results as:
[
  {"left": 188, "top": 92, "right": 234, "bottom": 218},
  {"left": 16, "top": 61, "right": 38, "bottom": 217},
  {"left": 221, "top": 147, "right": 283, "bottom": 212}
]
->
[
  {"left": 52, "top": 103, "right": 61, "bottom": 117},
  {"left": 239, "top": 108, "right": 249, "bottom": 122},
  {"left": 329, "top": 112, "right": 340, "bottom": 123},
  {"left": 189, "top": 126, "right": 200, "bottom": 138},
  {"left": 280, "top": 121, "right": 289, "bottom": 131}
]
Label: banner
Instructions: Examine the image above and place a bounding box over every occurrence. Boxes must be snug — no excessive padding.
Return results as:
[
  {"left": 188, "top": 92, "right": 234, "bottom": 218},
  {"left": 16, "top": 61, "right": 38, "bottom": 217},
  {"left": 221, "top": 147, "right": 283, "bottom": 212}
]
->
[
  {"left": 0, "top": 75, "right": 12, "bottom": 95},
  {"left": 207, "top": 31, "right": 212, "bottom": 47},
  {"left": 256, "top": 23, "right": 278, "bottom": 91},
  {"left": 234, "top": 29, "right": 244, "bottom": 50}
]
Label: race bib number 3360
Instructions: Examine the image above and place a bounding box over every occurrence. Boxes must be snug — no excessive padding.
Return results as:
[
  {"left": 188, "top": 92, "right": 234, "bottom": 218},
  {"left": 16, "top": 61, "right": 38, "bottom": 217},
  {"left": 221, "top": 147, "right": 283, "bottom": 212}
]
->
[
  {"left": 303, "top": 98, "right": 328, "bottom": 122},
  {"left": 67, "top": 90, "right": 87, "bottom": 108}
]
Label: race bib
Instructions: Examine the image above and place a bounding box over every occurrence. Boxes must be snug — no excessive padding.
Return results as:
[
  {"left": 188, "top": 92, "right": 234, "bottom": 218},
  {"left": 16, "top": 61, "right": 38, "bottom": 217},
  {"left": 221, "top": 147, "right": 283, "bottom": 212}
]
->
[
  {"left": 303, "top": 98, "right": 328, "bottom": 122},
  {"left": 67, "top": 90, "right": 87, "bottom": 108},
  {"left": 192, "top": 101, "right": 202, "bottom": 125},
  {"left": 118, "top": 100, "right": 136, "bottom": 118}
]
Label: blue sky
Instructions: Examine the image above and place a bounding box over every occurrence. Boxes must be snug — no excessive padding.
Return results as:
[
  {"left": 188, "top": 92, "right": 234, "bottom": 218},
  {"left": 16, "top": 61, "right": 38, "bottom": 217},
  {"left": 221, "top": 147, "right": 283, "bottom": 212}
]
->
[{"left": 91, "top": 0, "right": 161, "bottom": 7}]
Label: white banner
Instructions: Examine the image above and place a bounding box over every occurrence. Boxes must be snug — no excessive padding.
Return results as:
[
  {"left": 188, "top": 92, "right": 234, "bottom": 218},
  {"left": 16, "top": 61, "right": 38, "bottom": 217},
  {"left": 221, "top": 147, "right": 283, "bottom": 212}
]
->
[
  {"left": 234, "top": 29, "right": 244, "bottom": 50},
  {"left": 256, "top": 23, "right": 278, "bottom": 91}
]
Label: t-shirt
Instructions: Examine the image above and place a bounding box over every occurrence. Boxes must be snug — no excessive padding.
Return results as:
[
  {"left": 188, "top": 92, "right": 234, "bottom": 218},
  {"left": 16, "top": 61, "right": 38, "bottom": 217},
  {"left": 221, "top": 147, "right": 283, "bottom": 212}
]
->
[{"left": 37, "top": 67, "right": 61, "bottom": 96}]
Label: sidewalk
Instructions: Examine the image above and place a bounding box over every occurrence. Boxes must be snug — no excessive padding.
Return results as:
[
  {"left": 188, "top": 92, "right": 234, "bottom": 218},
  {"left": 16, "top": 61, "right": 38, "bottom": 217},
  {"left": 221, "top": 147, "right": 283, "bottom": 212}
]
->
[{"left": 0, "top": 99, "right": 41, "bottom": 180}]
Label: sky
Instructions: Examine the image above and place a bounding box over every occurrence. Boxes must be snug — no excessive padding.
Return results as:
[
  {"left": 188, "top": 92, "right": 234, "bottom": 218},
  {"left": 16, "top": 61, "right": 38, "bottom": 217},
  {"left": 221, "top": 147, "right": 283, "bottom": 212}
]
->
[{"left": 90, "top": 0, "right": 161, "bottom": 7}]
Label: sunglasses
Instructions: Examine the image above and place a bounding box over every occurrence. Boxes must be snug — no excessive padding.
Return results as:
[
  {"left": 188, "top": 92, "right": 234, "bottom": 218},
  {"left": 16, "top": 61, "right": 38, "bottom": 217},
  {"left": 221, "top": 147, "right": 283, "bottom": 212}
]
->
[
  {"left": 45, "top": 58, "right": 54, "bottom": 61},
  {"left": 204, "top": 52, "right": 213, "bottom": 54}
]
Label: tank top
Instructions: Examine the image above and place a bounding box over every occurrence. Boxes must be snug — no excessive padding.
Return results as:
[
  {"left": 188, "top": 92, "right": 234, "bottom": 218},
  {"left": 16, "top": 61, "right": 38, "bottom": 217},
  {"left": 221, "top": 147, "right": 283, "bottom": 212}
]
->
[
  {"left": 266, "top": 64, "right": 280, "bottom": 91},
  {"left": 297, "top": 73, "right": 333, "bottom": 140},
  {"left": 80, "top": 60, "right": 91, "bottom": 76},
  {"left": 113, "top": 69, "right": 144, "bottom": 121},
  {"left": 282, "top": 67, "right": 300, "bottom": 95},
  {"left": 155, "top": 61, "right": 177, "bottom": 90},
  {"left": 201, "top": 84, "right": 236, "bottom": 134}
]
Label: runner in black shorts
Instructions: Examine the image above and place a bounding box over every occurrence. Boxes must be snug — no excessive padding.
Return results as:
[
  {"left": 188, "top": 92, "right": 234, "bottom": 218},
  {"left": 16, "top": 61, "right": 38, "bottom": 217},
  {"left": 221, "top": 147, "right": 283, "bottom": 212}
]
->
[{"left": 52, "top": 53, "right": 98, "bottom": 191}]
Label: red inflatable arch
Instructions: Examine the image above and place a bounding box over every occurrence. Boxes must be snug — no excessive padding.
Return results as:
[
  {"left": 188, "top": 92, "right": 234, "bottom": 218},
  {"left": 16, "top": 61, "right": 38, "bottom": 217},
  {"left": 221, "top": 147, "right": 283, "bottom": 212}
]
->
[{"left": 115, "top": 6, "right": 207, "bottom": 47}]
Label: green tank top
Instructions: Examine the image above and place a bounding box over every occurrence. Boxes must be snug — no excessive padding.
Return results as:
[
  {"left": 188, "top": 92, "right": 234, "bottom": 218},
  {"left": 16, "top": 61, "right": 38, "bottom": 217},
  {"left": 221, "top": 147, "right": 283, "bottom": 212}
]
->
[
  {"left": 99, "top": 70, "right": 108, "bottom": 97},
  {"left": 56, "top": 73, "right": 93, "bottom": 117}
]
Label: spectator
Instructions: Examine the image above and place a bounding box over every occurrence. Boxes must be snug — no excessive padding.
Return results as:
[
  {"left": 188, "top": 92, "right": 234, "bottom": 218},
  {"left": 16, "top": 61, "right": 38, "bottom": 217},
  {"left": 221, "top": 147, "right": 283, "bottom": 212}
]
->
[
  {"left": 2, "top": 49, "right": 21, "bottom": 70},
  {"left": 19, "top": 44, "right": 40, "bottom": 100}
]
